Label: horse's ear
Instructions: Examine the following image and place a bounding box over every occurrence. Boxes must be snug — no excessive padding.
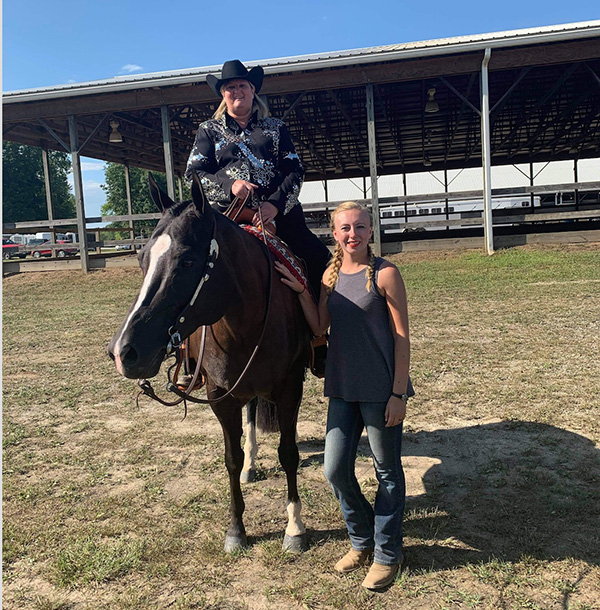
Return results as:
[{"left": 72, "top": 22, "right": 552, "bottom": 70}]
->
[
  {"left": 148, "top": 173, "right": 175, "bottom": 212},
  {"left": 191, "top": 173, "right": 210, "bottom": 216}
]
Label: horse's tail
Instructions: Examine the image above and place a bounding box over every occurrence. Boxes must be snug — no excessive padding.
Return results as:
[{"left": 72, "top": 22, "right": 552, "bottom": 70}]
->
[{"left": 256, "top": 397, "right": 279, "bottom": 433}]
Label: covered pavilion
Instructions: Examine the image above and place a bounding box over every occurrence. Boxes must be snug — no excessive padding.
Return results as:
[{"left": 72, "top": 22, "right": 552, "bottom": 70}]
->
[{"left": 3, "top": 20, "right": 600, "bottom": 270}]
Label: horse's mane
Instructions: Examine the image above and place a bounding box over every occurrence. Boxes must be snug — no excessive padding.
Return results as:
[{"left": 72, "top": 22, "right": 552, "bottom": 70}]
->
[
  {"left": 166, "top": 201, "right": 245, "bottom": 232},
  {"left": 167, "top": 199, "right": 194, "bottom": 218}
]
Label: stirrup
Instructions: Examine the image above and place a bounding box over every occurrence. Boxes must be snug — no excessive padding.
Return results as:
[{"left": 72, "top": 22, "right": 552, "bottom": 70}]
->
[{"left": 175, "top": 373, "right": 206, "bottom": 392}]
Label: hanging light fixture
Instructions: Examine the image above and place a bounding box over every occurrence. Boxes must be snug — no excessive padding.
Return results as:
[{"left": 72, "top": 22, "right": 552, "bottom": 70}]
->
[
  {"left": 109, "top": 120, "right": 123, "bottom": 143},
  {"left": 423, "top": 153, "right": 432, "bottom": 167},
  {"left": 425, "top": 87, "right": 439, "bottom": 113}
]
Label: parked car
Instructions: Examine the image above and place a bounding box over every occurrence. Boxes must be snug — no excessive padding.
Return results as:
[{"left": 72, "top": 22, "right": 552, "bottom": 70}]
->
[
  {"left": 3, "top": 238, "right": 27, "bottom": 260},
  {"left": 30, "top": 240, "right": 79, "bottom": 259}
]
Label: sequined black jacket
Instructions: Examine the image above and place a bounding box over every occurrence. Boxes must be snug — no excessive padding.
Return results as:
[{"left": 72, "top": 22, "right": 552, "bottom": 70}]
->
[{"left": 185, "top": 112, "right": 303, "bottom": 216}]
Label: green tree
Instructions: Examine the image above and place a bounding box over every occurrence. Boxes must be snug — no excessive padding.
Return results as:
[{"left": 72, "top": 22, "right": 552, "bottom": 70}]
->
[
  {"left": 100, "top": 164, "right": 189, "bottom": 237},
  {"left": 2, "top": 142, "right": 76, "bottom": 223}
]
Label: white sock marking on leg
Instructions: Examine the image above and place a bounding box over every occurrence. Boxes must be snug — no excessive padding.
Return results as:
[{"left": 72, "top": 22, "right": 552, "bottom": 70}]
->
[
  {"left": 243, "top": 420, "right": 258, "bottom": 474},
  {"left": 285, "top": 500, "right": 306, "bottom": 537}
]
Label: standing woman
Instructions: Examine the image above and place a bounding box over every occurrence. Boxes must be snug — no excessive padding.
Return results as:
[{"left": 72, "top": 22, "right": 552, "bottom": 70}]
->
[
  {"left": 276, "top": 201, "right": 414, "bottom": 591},
  {"left": 185, "top": 59, "right": 330, "bottom": 296}
]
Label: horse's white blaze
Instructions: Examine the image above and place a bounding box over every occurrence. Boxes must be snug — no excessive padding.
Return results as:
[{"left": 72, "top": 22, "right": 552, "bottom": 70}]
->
[
  {"left": 242, "top": 420, "right": 257, "bottom": 474},
  {"left": 285, "top": 500, "right": 305, "bottom": 537},
  {"left": 115, "top": 233, "right": 172, "bottom": 357}
]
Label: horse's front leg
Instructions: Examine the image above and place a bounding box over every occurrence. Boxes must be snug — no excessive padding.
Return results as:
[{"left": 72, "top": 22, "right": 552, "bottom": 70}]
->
[
  {"left": 211, "top": 395, "right": 247, "bottom": 553},
  {"left": 275, "top": 377, "right": 308, "bottom": 553}
]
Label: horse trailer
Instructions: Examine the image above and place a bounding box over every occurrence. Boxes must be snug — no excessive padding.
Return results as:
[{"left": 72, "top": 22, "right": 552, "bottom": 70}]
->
[{"left": 380, "top": 196, "right": 542, "bottom": 234}]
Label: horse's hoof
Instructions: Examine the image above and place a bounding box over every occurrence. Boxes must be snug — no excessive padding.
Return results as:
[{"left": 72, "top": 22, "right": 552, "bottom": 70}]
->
[
  {"left": 283, "top": 533, "right": 308, "bottom": 553},
  {"left": 224, "top": 534, "right": 248, "bottom": 553},
  {"left": 240, "top": 469, "right": 256, "bottom": 483}
]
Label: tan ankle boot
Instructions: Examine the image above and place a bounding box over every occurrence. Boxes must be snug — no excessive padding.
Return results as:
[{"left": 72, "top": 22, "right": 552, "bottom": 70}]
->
[
  {"left": 334, "top": 548, "right": 373, "bottom": 574},
  {"left": 361, "top": 562, "right": 400, "bottom": 590}
]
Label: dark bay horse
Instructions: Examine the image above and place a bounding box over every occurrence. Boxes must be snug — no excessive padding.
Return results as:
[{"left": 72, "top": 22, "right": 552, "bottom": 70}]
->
[{"left": 108, "top": 175, "right": 311, "bottom": 552}]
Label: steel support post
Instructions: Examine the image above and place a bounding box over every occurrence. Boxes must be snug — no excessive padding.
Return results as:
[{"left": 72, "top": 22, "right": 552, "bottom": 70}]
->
[
  {"left": 366, "top": 84, "right": 381, "bottom": 256},
  {"left": 124, "top": 163, "right": 135, "bottom": 240},
  {"left": 67, "top": 115, "right": 90, "bottom": 272},
  {"left": 177, "top": 175, "right": 184, "bottom": 202},
  {"left": 402, "top": 173, "right": 408, "bottom": 226},
  {"left": 574, "top": 159, "right": 579, "bottom": 210},
  {"left": 444, "top": 168, "right": 450, "bottom": 227},
  {"left": 529, "top": 162, "right": 535, "bottom": 210},
  {"left": 161, "top": 105, "right": 176, "bottom": 200},
  {"left": 480, "top": 48, "right": 494, "bottom": 255},
  {"left": 41, "top": 146, "right": 56, "bottom": 252}
]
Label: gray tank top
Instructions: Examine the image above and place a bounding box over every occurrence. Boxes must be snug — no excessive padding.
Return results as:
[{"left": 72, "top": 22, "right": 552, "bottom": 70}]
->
[{"left": 324, "top": 257, "right": 414, "bottom": 402}]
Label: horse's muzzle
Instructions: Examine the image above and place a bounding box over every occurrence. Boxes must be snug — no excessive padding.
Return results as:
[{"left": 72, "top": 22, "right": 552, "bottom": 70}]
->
[{"left": 107, "top": 337, "right": 165, "bottom": 380}]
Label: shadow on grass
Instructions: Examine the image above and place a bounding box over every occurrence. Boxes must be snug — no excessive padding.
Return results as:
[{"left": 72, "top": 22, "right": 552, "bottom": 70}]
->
[
  {"left": 247, "top": 526, "right": 349, "bottom": 548},
  {"left": 298, "top": 421, "right": 600, "bottom": 570}
]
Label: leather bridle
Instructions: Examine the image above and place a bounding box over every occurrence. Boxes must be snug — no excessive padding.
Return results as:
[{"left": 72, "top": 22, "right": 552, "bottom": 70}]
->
[{"left": 136, "top": 203, "right": 273, "bottom": 409}]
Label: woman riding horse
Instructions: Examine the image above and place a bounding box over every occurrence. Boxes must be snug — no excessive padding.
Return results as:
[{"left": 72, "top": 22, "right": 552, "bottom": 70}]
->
[{"left": 185, "top": 59, "right": 331, "bottom": 297}]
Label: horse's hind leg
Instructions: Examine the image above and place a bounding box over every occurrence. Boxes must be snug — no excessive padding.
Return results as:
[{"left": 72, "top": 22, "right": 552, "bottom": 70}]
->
[
  {"left": 211, "top": 396, "right": 248, "bottom": 553},
  {"left": 275, "top": 377, "right": 308, "bottom": 553},
  {"left": 241, "top": 398, "right": 258, "bottom": 483}
]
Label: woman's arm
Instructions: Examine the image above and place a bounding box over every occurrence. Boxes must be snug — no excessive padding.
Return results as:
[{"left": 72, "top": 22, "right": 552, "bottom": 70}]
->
[
  {"left": 377, "top": 261, "right": 410, "bottom": 427},
  {"left": 274, "top": 262, "right": 330, "bottom": 336},
  {"left": 184, "top": 124, "right": 236, "bottom": 208}
]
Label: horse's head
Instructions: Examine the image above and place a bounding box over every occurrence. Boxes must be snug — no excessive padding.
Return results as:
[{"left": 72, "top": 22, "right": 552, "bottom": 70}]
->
[{"left": 108, "top": 174, "right": 234, "bottom": 379}]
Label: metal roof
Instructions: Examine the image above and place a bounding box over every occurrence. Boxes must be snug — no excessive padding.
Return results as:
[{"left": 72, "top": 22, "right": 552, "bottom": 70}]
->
[
  {"left": 3, "top": 21, "right": 600, "bottom": 182},
  {"left": 4, "top": 20, "right": 600, "bottom": 102}
]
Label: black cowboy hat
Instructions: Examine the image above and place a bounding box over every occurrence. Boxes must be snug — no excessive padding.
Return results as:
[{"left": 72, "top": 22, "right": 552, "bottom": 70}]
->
[{"left": 206, "top": 60, "right": 264, "bottom": 97}]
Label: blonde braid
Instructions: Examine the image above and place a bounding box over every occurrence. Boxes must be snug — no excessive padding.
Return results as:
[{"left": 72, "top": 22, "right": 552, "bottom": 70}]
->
[
  {"left": 326, "top": 243, "right": 344, "bottom": 295},
  {"left": 365, "top": 245, "right": 376, "bottom": 292}
]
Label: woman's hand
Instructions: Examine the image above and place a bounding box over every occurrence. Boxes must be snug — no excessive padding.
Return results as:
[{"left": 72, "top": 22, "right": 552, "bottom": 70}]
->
[
  {"left": 384, "top": 395, "right": 406, "bottom": 427},
  {"left": 275, "top": 266, "right": 330, "bottom": 336},
  {"left": 253, "top": 202, "right": 278, "bottom": 225},
  {"left": 274, "top": 261, "right": 304, "bottom": 294},
  {"left": 231, "top": 180, "right": 258, "bottom": 199}
]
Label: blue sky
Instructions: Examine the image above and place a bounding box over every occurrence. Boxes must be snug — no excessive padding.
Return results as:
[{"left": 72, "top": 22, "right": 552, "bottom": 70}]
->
[{"left": 3, "top": 0, "right": 599, "bottom": 217}]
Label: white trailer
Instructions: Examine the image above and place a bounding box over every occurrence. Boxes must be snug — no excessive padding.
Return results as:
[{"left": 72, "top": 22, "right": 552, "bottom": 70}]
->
[{"left": 380, "top": 196, "right": 541, "bottom": 234}]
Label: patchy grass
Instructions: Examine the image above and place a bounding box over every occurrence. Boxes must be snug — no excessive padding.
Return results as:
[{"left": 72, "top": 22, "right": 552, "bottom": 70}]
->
[{"left": 3, "top": 244, "right": 600, "bottom": 609}]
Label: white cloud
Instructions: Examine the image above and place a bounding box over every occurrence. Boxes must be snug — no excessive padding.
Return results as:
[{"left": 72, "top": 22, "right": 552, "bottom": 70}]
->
[
  {"left": 120, "top": 63, "right": 143, "bottom": 74},
  {"left": 80, "top": 161, "right": 106, "bottom": 172},
  {"left": 67, "top": 176, "right": 105, "bottom": 192},
  {"left": 82, "top": 181, "right": 105, "bottom": 193}
]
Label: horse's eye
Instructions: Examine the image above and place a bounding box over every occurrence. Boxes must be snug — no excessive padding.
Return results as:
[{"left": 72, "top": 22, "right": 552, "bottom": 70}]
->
[{"left": 182, "top": 259, "right": 195, "bottom": 268}]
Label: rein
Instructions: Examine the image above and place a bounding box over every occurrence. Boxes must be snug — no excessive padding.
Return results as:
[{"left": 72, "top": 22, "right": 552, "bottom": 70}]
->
[{"left": 137, "top": 204, "right": 273, "bottom": 409}]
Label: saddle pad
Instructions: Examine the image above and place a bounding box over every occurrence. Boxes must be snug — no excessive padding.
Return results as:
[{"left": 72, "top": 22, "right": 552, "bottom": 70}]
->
[{"left": 243, "top": 225, "right": 313, "bottom": 299}]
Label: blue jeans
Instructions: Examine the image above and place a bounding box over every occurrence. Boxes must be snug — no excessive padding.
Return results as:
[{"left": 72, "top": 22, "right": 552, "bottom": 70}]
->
[{"left": 324, "top": 397, "right": 405, "bottom": 566}]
